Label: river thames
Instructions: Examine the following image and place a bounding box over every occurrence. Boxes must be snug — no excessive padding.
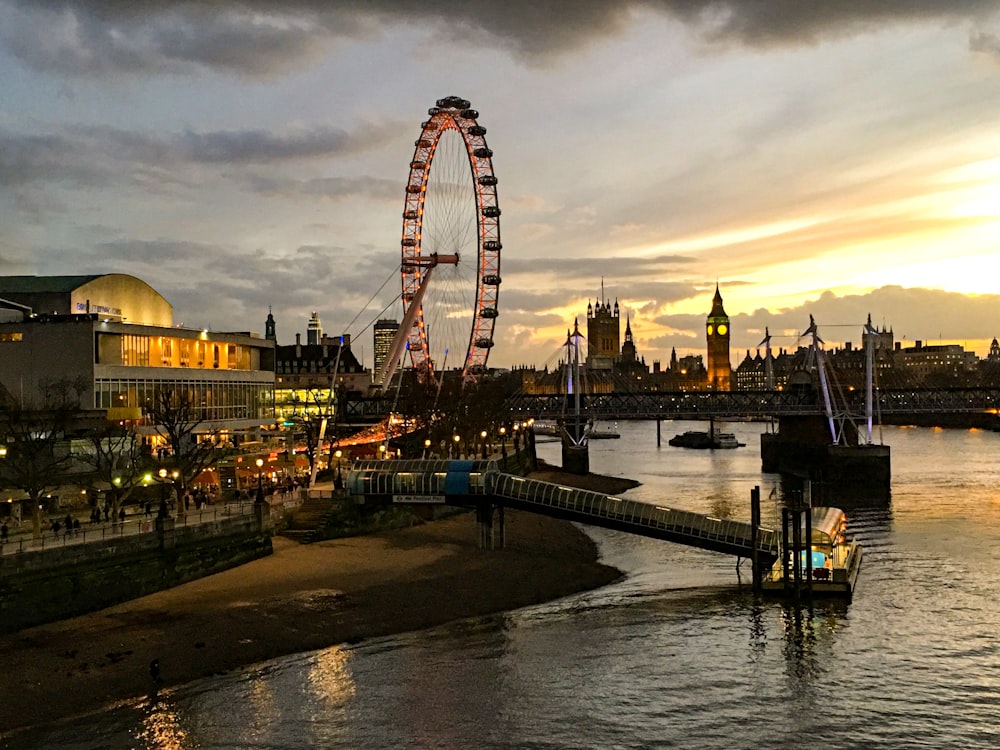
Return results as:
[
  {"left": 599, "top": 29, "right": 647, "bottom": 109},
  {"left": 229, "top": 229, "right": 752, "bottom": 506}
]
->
[{"left": 5, "top": 421, "right": 1000, "bottom": 749}]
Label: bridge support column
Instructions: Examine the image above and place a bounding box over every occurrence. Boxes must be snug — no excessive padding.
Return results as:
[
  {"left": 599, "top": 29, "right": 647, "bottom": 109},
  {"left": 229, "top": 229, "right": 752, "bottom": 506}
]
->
[{"left": 476, "top": 503, "right": 505, "bottom": 550}]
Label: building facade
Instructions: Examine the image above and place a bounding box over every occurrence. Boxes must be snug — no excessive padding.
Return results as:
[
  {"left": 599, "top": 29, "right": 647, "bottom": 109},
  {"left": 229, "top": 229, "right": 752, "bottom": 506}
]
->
[
  {"left": 0, "top": 275, "right": 274, "bottom": 433},
  {"left": 586, "top": 297, "right": 620, "bottom": 371}
]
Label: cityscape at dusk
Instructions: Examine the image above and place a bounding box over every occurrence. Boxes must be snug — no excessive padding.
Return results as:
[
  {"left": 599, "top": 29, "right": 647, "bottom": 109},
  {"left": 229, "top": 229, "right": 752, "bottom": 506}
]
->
[
  {"left": 3, "top": 2, "right": 999, "bottom": 368},
  {"left": 5, "top": 7, "right": 1000, "bottom": 743}
]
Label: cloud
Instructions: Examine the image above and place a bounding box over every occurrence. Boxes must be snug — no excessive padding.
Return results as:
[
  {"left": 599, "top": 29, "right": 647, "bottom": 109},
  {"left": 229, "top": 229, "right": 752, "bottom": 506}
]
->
[
  {"left": 970, "top": 29, "right": 1000, "bottom": 60},
  {"left": 0, "top": 121, "right": 398, "bottom": 197},
  {"left": 5, "top": 1, "right": 998, "bottom": 77}
]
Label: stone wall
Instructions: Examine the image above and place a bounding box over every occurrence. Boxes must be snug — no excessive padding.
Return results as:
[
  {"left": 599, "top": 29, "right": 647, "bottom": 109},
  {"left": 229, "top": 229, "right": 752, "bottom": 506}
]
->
[{"left": 0, "top": 510, "right": 272, "bottom": 633}]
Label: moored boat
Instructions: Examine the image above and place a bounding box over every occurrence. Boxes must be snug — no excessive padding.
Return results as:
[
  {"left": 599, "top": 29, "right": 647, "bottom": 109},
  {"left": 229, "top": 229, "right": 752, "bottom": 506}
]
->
[
  {"left": 668, "top": 430, "right": 745, "bottom": 449},
  {"left": 761, "top": 506, "right": 862, "bottom": 598}
]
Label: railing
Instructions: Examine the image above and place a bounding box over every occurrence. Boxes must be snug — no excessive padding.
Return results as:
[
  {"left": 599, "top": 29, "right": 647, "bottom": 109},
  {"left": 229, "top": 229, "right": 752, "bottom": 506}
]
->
[
  {"left": 0, "top": 500, "right": 271, "bottom": 557},
  {"left": 490, "top": 473, "right": 780, "bottom": 558}
]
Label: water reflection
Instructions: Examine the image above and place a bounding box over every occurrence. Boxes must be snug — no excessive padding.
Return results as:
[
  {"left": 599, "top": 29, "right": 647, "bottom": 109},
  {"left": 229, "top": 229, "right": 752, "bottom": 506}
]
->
[
  {"left": 307, "top": 646, "right": 355, "bottom": 708},
  {"left": 135, "top": 697, "right": 189, "bottom": 749}
]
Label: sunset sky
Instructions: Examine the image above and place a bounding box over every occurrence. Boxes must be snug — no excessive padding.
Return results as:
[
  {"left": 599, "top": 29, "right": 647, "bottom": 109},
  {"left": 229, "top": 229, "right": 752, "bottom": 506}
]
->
[{"left": 2, "top": 1, "right": 999, "bottom": 371}]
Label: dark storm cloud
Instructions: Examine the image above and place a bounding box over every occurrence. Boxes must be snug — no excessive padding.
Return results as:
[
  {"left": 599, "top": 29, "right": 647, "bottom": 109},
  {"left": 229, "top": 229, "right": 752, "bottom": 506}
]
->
[
  {"left": 5, "top": 1, "right": 997, "bottom": 77},
  {"left": 0, "top": 122, "right": 396, "bottom": 192}
]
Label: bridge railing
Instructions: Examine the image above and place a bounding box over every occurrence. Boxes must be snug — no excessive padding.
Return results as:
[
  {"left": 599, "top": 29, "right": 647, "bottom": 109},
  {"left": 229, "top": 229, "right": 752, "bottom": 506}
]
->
[{"left": 490, "top": 473, "right": 780, "bottom": 555}]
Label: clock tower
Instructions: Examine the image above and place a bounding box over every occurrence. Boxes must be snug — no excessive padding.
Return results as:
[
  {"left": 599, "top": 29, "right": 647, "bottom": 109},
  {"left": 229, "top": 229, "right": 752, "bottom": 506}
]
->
[{"left": 706, "top": 284, "right": 731, "bottom": 390}]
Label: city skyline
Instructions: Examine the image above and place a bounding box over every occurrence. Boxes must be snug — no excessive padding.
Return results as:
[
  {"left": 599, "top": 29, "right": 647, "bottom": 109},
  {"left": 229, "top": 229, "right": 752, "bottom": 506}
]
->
[{"left": 3, "top": 2, "right": 999, "bottom": 367}]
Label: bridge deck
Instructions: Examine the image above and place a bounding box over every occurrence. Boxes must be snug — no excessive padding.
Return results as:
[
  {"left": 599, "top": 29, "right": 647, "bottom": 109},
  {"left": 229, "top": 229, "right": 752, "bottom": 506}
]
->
[{"left": 347, "top": 461, "right": 780, "bottom": 564}]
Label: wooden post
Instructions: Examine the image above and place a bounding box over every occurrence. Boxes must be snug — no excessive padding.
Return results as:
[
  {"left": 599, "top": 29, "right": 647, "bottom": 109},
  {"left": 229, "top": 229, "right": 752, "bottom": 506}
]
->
[
  {"left": 750, "top": 485, "right": 762, "bottom": 592},
  {"left": 656, "top": 419, "right": 661, "bottom": 447}
]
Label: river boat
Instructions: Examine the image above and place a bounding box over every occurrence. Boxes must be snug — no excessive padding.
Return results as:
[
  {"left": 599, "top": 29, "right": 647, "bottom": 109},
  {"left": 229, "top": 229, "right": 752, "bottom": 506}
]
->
[
  {"left": 668, "top": 430, "right": 745, "bottom": 449},
  {"left": 761, "top": 506, "right": 862, "bottom": 598}
]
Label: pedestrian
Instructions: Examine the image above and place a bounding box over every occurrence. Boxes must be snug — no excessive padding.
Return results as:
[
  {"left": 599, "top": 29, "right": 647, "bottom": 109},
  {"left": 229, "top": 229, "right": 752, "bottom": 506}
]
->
[
  {"left": 144, "top": 501, "right": 151, "bottom": 517},
  {"left": 119, "top": 506, "right": 126, "bottom": 524},
  {"left": 1, "top": 521, "right": 8, "bottom": 544}
]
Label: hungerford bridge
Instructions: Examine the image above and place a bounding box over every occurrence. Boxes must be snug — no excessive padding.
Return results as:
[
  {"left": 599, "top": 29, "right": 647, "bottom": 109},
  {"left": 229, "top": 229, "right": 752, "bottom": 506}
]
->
[{"left": 336, "top": 386, "right": 1000, "bottom": 424}]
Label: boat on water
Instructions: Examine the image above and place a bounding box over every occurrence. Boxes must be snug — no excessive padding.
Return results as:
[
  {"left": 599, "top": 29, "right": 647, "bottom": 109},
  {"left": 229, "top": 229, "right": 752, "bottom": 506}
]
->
[
  {"left": 761, "top": 506, "right": 862, "bottom": 598},
  {"left": 668, "top": 430, "right": 745, "bottom": 449}
]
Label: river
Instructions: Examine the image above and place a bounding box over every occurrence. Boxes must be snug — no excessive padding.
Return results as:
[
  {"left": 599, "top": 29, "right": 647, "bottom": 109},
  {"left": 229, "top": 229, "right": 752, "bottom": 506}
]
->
[{"left": 4, "top": 421, "right": 1000, "bottom": 749}]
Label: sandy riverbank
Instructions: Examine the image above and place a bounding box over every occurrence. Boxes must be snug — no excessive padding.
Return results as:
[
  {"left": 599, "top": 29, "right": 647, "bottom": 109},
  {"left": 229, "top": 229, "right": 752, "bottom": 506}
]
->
[{"left": 0, "top": 466, "right": 637, "bottom": 734}]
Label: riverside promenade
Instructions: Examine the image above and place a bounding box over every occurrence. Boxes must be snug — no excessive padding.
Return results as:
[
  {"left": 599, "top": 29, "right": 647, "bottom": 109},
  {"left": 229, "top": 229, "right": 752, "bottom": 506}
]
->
[{"left": 0, "top": 466, "right": 631, "bottom": 735}]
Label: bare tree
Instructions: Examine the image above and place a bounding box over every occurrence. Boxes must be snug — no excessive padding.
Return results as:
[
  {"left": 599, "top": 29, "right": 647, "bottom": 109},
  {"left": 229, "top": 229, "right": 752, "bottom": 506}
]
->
[
  {"left": 82, "top": 421, "right": 149, "bottom": 523},
  {"left": 0, "top": 378, "right": 89, "bottom": 539},
  {"left": 285, "top": 389, "right": 333, "bottom": 481},
  {"left": 145, "top": 387, "right": 229, "bottom": 517}
]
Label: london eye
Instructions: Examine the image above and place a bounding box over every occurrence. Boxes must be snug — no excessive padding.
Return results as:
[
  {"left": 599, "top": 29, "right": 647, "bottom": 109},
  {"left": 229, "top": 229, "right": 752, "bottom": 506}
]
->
[{"left": 392, "top": 95, "right": 502, "bottom": 386}]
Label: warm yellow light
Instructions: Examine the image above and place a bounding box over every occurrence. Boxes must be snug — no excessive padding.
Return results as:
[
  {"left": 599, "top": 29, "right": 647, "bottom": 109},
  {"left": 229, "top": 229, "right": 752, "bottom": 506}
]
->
[
  {"left": 335, "top": 450, "right": 342, "bottom": 458},
  {"left": 158, "top": 468, "right": 167, "bottom": 479},
  {"left": 256, "top": 458, "right": 264, "bottom": 468},
  {"left": 453, "top": 434, "right": 461, "bottom": 442},
  {"left": 480, "top": 430, "right": 487, "bottom": 439}
]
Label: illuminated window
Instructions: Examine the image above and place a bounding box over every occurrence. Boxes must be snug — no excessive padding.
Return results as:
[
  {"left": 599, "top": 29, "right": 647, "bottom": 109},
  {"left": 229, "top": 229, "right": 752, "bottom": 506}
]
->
[{"left": 0, "top": 332, "right": 24, "bottom": 342}]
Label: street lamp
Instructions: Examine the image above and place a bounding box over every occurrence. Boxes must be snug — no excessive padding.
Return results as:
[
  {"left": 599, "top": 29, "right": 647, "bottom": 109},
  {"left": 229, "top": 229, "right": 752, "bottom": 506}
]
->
[
  {"left": 334, "top": 450, "right": 343, "bottom": 489},
  {"left": 157, "top": 468, "right": 169, "bottom": 519},
  {"left": 480, "top": 430, "right": 488, "bottom": 459},
  {"left": 452, "top": 433, "right": 461, "bottom": 458},
  {"left": 424, "top": 438, "right": 431, "bottom": 459},
  {"left": 255, "top": 458, "right": 265, "bottom": 504}
]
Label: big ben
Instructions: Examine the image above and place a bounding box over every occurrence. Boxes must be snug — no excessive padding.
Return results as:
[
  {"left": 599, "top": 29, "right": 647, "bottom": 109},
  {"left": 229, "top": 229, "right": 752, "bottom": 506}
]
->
[{"left": 706, "top": 284, "right": 731, "bottom": 390}]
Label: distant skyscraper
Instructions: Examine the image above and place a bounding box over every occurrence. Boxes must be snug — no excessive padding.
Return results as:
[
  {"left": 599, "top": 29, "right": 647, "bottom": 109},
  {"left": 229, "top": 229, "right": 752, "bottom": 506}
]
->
[
  {"left": 307, "top": 311, "right": 322, "bottom": 345},
  {"left": 373, "top": 318, "right": 399, "bottom": 380}
]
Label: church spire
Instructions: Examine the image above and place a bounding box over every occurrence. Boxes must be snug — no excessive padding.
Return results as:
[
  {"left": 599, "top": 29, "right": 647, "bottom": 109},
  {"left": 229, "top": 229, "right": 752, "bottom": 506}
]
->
[{"left": 265, "top": 306, "right": 276, "bottom": 341}]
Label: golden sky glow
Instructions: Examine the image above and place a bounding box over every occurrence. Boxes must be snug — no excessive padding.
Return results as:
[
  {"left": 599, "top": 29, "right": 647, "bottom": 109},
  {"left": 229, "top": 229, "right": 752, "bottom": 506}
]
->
[{"left": 2, "top": 1, "right": 999, "bottom": 367}]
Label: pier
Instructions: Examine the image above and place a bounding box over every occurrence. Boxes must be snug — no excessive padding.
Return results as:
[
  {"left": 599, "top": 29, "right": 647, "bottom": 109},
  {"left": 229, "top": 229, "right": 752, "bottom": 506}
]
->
[{"left": 347, "top": 459, "right": 861, "bottom": 597}]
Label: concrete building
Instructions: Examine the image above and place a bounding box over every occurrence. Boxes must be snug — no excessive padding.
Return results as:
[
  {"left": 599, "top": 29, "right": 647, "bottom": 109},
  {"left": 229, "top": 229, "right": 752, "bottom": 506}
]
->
[{"left": 0, "top": 275, "right": 274, "bottom": 434}]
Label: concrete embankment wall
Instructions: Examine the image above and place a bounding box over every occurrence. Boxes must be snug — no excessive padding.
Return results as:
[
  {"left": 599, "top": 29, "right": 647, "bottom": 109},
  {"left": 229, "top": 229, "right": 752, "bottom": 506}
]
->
[{"left": 0, "top": 514, "right": 272, "bottom": 633}]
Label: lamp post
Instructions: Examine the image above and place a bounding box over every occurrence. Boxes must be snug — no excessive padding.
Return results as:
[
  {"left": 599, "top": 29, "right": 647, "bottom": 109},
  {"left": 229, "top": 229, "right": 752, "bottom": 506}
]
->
[
  {"left": 424, "top": 438, "right": 431, "bottom": 459},
  {"left": 480, "top": 430, "right": 488, "bottom": 459},
  {"left": 334, "top": 450, "right": 343, "bottom": 490},
  {"left": 255, "top": 458, "right": 265, "bottom": 505},
  {"left": 453, "top": 433, "right": 461, "bottom": 459},
  {"left": 157, "top": 468, "right": 169, "bottom": 519}
]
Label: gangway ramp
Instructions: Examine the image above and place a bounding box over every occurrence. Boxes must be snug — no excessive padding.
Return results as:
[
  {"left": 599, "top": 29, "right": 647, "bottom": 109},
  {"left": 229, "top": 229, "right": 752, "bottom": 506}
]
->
[{"left": 347, "top": 460, "right": 781, "bottom": 565}]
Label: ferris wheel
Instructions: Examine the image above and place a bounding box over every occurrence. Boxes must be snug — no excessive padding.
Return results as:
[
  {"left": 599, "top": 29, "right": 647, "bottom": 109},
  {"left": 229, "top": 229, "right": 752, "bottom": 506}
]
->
[{"left": 395, "top": 95, "right": 502, "bottom": 385}]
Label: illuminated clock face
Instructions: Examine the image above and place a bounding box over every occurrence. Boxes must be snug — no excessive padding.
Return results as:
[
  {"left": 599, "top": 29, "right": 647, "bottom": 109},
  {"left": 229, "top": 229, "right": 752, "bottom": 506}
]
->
[
  {"left": 718, "top": 323, "right": 728, "bottom": 335},
  {"left": 706, "top": 324, "right": 714, "bottom": 336}
]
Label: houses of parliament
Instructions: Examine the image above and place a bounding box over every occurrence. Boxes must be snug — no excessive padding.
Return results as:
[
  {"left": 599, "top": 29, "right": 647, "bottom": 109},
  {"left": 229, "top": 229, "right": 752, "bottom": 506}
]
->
[{"left": 517, "top": 285, "right": 1000, "bottom": 395}]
